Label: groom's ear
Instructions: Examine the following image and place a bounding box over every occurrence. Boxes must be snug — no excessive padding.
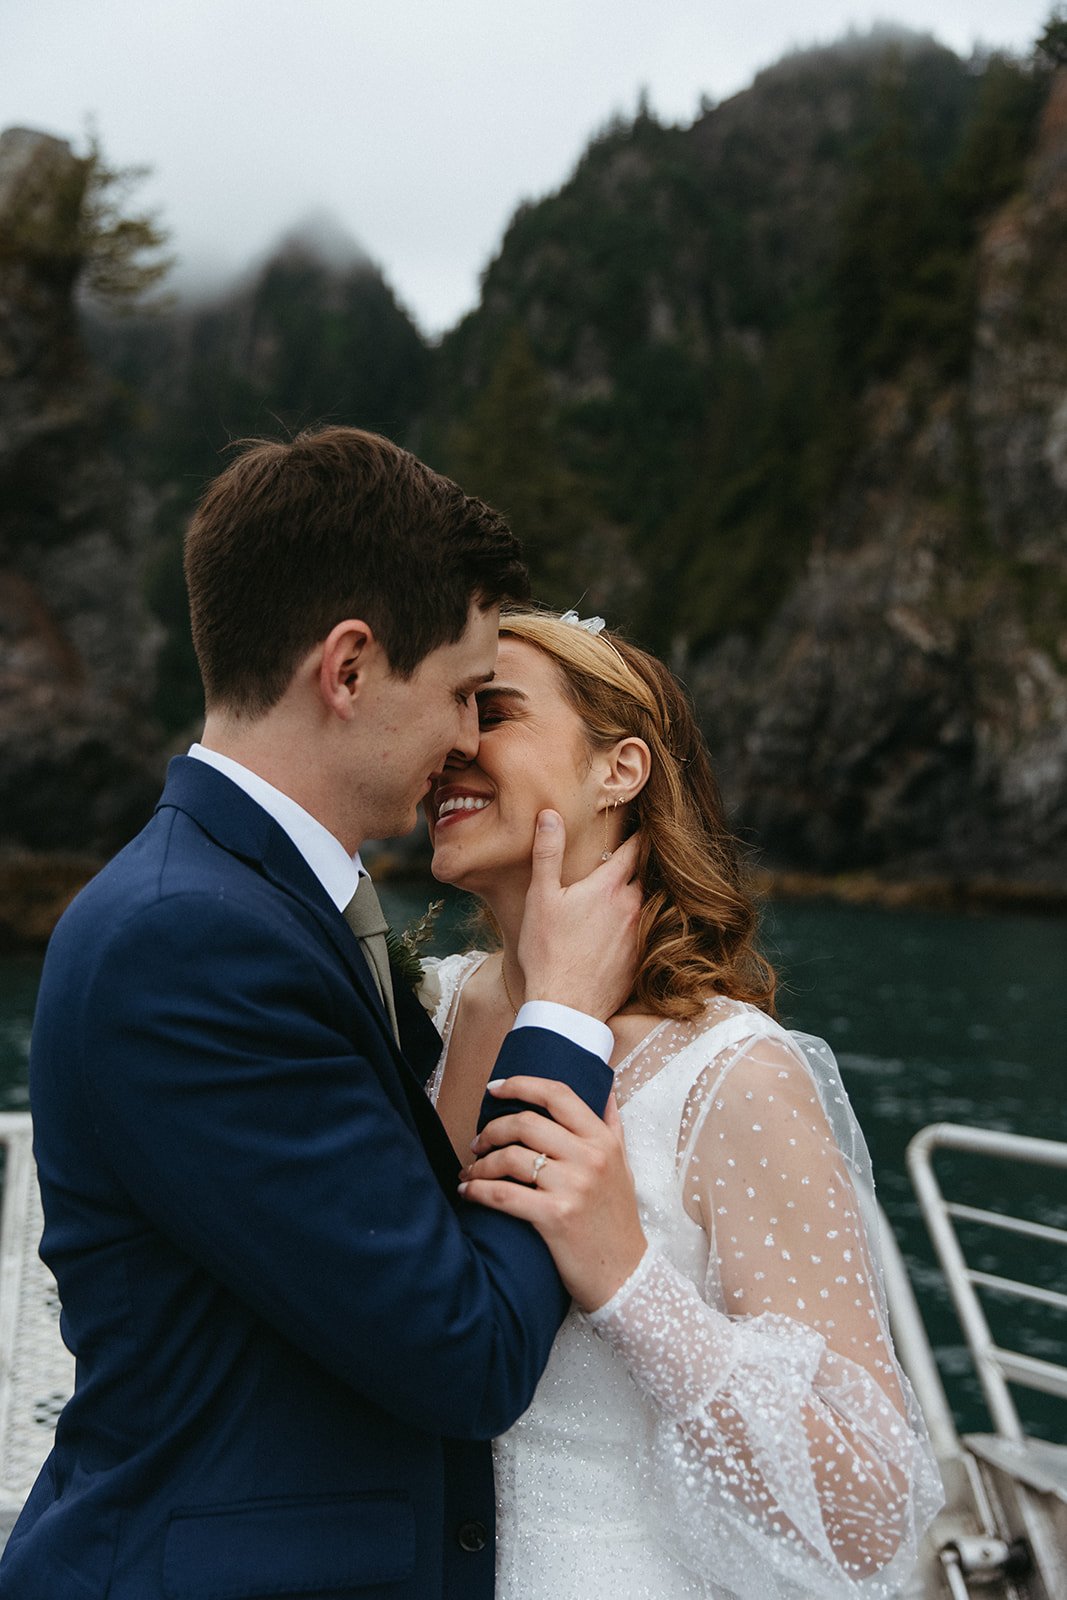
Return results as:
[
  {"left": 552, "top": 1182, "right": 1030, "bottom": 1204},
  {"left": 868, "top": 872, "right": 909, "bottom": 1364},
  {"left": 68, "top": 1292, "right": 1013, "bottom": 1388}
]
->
[{"left": 319, "top": 619, "right": 377, "bottom": 718}]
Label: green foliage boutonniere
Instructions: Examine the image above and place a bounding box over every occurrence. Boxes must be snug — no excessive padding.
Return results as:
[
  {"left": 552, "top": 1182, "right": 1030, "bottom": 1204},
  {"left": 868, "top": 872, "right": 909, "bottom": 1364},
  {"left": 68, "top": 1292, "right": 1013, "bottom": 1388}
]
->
[{"left": 385, "top": 899, "right": 444, "bottom": 991}]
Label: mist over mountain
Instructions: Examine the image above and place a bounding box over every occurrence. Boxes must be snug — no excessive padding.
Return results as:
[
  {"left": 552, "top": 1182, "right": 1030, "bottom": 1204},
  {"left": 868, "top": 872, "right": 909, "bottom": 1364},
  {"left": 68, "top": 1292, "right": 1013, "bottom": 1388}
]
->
[
  {"left": 4, "top": 21, "right": 1067, "bottom": 906},
  {"left": 268, "top": 210, "right": 374, "bottom": 275},
  {"left": 85, "top": 211, "right": 431, "bottom": 728}
]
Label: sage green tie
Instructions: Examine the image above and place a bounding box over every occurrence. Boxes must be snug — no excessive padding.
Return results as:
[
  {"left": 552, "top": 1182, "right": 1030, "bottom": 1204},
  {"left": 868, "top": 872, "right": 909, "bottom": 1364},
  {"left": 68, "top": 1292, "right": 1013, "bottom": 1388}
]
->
[{"left": 343, "top": 874, "right": 400, "bottom": 1044}]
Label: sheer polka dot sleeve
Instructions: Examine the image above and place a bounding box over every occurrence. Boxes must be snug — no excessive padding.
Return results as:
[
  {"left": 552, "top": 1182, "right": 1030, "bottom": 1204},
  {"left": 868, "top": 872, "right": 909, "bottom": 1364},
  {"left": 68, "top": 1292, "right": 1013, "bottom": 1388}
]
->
[{"left": 587, "top": 1026, "right": 943, "bottom": 1598}]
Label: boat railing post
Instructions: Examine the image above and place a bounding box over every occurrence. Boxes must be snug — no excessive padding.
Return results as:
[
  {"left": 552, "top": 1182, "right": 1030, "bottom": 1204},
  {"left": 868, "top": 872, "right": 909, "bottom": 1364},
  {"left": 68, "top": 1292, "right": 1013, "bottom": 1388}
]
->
[{"left": 906, "top": 1123, "right": 1067, "bottom": 1442}]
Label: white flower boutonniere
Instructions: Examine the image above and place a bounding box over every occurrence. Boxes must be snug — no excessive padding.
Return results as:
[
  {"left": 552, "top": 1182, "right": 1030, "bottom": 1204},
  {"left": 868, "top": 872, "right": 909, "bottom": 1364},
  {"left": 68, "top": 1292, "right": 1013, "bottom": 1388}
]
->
[
  {"left": 415, "top": 962, "right": 443, "bottom": 1018},
  {"left": 384, "top": 899, "right": 445, "bottom": 1013}
]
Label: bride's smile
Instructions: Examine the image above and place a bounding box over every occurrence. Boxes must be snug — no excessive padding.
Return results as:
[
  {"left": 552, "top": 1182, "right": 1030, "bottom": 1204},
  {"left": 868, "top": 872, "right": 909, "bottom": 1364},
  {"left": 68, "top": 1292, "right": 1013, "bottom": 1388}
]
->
[
  {"left": 428, "top": 637, "right": 627, "bottom": 898},
  {"left": 434, "top": 791, "right": 493, "bottom": 821}
]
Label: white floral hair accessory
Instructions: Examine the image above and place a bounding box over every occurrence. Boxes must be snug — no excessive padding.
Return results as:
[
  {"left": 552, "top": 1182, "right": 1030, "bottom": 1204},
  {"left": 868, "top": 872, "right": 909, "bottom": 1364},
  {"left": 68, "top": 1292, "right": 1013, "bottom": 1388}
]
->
[{"left": 559, "top": 609, "right": 606, "bottom": 635}]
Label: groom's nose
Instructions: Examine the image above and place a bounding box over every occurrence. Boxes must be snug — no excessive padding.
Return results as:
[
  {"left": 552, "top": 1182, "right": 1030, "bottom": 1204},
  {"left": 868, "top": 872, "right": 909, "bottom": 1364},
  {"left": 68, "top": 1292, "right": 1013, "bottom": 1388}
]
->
[
  {"left": 451, "top": 697, "right": 480, "bottom": 762},
  {"left": 439, "top": 746, "right": 474, "bottom": 781}
]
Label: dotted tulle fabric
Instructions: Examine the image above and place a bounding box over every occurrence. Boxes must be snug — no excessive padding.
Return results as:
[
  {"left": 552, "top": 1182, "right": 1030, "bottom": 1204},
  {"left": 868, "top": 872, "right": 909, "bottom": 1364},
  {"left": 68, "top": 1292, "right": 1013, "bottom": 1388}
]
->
[{"left": 427, "top": 959, "right": 943, "bottom": 1599}]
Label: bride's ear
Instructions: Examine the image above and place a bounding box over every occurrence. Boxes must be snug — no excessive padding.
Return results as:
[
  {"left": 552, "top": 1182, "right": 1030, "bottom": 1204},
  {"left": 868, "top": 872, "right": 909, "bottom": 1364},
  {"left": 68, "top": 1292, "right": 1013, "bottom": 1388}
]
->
[{"left": 600, "top": 737, "right": 651, "bottom": 808}]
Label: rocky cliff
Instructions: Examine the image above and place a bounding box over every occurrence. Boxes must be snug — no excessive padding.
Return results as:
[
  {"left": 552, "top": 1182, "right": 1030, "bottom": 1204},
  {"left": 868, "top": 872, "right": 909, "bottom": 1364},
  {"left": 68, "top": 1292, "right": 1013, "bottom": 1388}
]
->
[
  {"left": 431, "top": 40, "right": 1067, "bottom": 889},
  {"left": 692, "top": 72, "right": 1067, "bottom": 882},
  {"left": 0, "top": 128, "right": 163, "bottom": 867}
]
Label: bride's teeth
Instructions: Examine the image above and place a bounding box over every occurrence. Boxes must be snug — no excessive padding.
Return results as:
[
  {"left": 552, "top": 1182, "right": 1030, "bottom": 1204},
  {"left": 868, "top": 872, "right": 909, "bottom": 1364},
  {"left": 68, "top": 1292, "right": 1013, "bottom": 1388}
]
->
[{"left": 438, "top": 795, "right": 490, "bottom": 818}]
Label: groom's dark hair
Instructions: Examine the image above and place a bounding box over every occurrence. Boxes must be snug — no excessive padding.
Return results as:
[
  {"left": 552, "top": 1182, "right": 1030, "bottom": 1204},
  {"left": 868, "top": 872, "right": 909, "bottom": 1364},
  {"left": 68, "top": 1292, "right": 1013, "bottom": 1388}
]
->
[{"left": 185, "top": 426, "right": 528, "bottom": 715}]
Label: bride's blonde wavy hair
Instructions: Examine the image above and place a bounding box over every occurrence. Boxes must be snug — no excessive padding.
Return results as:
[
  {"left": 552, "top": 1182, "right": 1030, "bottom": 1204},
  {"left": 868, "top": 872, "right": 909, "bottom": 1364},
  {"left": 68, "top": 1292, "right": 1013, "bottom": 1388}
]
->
[{"left": 500, "top": 610, "right": 777, "bottom": 1020}]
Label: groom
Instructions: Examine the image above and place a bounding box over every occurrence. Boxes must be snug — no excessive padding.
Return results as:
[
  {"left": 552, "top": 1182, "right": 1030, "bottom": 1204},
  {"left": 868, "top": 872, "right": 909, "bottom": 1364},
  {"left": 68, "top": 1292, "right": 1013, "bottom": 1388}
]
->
[{"left": 3, "top": 428, "right": 640, "bottom": 1599}]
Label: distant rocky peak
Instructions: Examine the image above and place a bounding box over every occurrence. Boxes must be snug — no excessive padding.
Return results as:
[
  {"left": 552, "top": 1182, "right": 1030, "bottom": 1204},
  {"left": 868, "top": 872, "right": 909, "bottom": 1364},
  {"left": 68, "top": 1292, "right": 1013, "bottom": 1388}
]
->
[
  {"left": 267, "top": 209, "right": 373, "bottom": 276},
  {"left": 0, "top": 126, "right": 85, "bottom": 254},
  {"left": 0, "top": 123, "right": 163, "bottom": 854}
]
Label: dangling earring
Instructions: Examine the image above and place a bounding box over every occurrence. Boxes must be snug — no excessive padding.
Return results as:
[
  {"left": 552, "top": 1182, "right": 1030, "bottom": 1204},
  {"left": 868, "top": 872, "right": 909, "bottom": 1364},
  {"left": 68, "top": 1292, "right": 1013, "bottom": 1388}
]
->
[{"left": 600, "top": 798, "right": 620, "bottom": 861}]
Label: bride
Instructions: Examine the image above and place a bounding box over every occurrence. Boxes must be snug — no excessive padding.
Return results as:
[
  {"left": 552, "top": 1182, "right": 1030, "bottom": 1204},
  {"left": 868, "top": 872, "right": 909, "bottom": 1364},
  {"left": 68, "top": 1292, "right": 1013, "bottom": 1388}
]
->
[{"left": 422, "top": 608, "right": 942, "bottom": 1600}]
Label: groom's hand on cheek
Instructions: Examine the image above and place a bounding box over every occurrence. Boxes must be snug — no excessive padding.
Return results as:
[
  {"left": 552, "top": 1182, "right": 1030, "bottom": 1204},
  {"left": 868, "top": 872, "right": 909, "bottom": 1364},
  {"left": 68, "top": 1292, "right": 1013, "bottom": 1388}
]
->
[
  {"left": 473, "top": 812, "right": 640, "bottom": 1136},
  {"left": 518, "top": 811, "right": 642, "bottom": 1022}
]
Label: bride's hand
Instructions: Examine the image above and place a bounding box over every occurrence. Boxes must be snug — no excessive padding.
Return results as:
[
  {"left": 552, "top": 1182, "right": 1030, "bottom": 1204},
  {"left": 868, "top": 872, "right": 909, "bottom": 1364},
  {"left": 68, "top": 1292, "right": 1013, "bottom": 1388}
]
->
[{"left": 459, "top": 1078, "right": 647, "bottom": 1312}]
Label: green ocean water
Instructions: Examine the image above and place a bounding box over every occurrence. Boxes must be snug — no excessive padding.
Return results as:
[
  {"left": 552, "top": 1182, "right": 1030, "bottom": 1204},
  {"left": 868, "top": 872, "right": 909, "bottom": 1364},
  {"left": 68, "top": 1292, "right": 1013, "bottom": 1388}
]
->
[{"left": 3, "top": 890, "right": 1065, "bottom": 1439}]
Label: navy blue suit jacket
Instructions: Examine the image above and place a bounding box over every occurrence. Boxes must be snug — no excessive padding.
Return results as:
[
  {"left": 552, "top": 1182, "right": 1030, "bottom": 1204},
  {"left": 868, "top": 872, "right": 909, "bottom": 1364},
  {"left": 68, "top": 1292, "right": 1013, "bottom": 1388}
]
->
[{"left": 1, "top": 758, "right": 611, "bottom": 1599}]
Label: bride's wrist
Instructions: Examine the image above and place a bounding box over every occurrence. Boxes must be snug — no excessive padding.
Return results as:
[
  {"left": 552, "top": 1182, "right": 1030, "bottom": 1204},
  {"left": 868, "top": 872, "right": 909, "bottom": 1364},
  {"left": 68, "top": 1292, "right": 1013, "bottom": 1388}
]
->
[{"left": 579, "top": 1236, "right": 651, "bottom": 1318}]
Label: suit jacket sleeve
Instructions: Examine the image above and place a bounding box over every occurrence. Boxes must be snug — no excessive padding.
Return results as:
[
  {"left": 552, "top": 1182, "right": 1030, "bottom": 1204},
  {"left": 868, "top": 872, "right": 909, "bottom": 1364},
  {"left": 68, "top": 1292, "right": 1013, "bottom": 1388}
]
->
[{"left": 75, "top": 888, "right": 602, "bottom": 1441}]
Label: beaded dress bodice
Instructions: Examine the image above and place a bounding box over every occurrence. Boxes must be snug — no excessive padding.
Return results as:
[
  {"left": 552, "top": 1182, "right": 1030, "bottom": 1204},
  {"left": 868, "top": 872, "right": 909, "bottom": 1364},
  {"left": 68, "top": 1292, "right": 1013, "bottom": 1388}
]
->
[{"left": 425, "top": 954, "right": 942, "bottom": 1600}]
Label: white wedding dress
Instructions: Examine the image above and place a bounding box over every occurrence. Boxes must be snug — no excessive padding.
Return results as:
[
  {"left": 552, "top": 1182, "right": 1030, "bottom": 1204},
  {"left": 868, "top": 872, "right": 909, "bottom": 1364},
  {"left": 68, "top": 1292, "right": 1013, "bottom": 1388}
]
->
[{"left": 425, "top": 953, "right": 943, "bottom": 1600}]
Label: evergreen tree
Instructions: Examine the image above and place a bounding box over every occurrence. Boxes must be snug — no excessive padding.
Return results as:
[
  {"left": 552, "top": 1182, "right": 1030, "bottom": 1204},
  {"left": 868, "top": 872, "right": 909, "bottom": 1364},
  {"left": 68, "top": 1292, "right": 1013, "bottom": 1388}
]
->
[
  {"left": 0, "top": 130, "right": 170, "bottom": 306},
  {"left": 1036, "top": 7, "right": 1067, "bottom": 67},
  {"left": 445, "top": 329, "right": 600, "bottom": 608},
  {"left": 832, "top": 86, "right": 943, "bottom": 381},
  {"left": 77, "top": 134, "right": 172, "bottom": 306}
]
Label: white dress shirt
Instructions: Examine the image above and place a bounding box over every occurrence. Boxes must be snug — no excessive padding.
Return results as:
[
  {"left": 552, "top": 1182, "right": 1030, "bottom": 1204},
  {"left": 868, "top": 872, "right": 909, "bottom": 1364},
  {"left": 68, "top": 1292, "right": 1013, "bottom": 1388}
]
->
[{"left": 188, "top": 745, "right": 612, "bottom": 1062}]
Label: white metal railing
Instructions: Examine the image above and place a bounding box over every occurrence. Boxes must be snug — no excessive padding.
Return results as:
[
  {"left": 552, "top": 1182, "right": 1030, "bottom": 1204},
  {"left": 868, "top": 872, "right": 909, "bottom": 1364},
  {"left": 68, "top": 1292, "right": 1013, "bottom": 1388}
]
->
[
  {"left": 907, "top": 1123, "right": 1067, "bottom": 1443},
  {"left": 0, "top": 1113, "right": 74, "bottom": 1513}
]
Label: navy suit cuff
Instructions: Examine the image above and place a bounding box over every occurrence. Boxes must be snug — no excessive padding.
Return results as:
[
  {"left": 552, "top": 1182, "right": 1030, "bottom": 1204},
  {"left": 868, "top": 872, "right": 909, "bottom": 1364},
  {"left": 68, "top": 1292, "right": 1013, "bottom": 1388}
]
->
[
  {"left": 512, "top": 1000, "right": 613, "bottom": 1062},
  {"left": 476, "top": 1025, "right": 614, "bottom": 1131}
]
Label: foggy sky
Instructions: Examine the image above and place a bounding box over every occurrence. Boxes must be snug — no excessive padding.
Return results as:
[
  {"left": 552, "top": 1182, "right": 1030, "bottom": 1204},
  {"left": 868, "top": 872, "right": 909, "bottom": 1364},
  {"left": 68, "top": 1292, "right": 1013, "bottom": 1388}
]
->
[{"left": 3, "top": 0, "right": 1055, "bottom": 335}]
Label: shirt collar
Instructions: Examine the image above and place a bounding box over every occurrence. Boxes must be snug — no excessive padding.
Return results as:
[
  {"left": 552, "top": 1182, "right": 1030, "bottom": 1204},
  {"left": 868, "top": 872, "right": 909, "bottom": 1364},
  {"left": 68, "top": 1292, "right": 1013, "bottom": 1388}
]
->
[{"left": 188, "top": 743, "right": 362, "bottom": 912}]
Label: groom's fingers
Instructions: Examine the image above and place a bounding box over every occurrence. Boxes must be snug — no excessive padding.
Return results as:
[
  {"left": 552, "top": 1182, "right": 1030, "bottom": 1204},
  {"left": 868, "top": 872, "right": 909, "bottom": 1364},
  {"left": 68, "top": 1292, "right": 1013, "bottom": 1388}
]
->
[
  {"left": 519, "top": 811, "right": 641, "bottom": 1019},
  {"left": 528, "top": 814, "right": 639, "bottom": 897},
  {"left": 527, "top": 809, "right": 566, "bottom": 890}
]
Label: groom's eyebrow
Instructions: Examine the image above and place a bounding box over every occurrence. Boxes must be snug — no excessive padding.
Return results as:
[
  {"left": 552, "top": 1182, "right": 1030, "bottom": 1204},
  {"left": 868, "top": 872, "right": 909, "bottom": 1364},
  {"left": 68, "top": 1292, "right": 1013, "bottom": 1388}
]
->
[{"left": 456, "top": 669, "right": 496, "bottom": 698}]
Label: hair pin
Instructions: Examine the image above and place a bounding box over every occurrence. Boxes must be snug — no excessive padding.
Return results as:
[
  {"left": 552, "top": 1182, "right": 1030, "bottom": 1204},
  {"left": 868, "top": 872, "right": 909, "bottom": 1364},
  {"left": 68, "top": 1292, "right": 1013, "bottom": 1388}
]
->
[{"left": 559, "top": 609, "right": 606, "bottom": 635}]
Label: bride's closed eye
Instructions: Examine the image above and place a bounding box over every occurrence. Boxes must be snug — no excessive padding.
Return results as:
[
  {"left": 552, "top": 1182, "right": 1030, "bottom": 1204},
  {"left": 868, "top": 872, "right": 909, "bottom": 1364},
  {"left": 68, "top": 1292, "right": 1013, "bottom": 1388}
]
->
[{"left": 476, "top": 686, "right": 527, "bottom": 730}]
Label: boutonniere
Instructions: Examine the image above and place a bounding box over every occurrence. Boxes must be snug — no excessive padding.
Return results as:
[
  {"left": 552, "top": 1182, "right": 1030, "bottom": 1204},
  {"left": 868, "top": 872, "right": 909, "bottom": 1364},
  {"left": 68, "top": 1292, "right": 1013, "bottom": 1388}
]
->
[{"left": 385, "top": 899, "right": 444, "bottom": 991}]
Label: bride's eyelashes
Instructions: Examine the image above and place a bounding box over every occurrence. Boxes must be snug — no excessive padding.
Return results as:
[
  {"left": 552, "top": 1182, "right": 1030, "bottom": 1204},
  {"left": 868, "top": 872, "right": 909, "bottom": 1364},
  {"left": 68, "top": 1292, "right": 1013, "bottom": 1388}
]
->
[
  {"left": 477, "top": 704, "right": 504, "bottom": 729},
  {"left": 476, "top": 686, "right": 527, "bottom": 730}
]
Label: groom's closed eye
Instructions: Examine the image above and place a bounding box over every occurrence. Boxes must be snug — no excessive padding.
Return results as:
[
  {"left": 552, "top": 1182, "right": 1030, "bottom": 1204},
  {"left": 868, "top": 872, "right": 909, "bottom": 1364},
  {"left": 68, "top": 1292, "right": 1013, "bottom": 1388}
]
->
[{"left": 454, "top": 670, "right": 496, "bottom": 708}]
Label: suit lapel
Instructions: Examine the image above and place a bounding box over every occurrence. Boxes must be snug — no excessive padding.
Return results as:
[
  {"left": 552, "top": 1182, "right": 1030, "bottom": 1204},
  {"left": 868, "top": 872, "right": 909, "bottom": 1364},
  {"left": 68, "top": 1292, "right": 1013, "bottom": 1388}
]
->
[
  {"left": 391, "top": 972, "right": 443, "bottom": 1087},
  {"left": 156, "top": 758, "right": 459, "bottom": 1187}
]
